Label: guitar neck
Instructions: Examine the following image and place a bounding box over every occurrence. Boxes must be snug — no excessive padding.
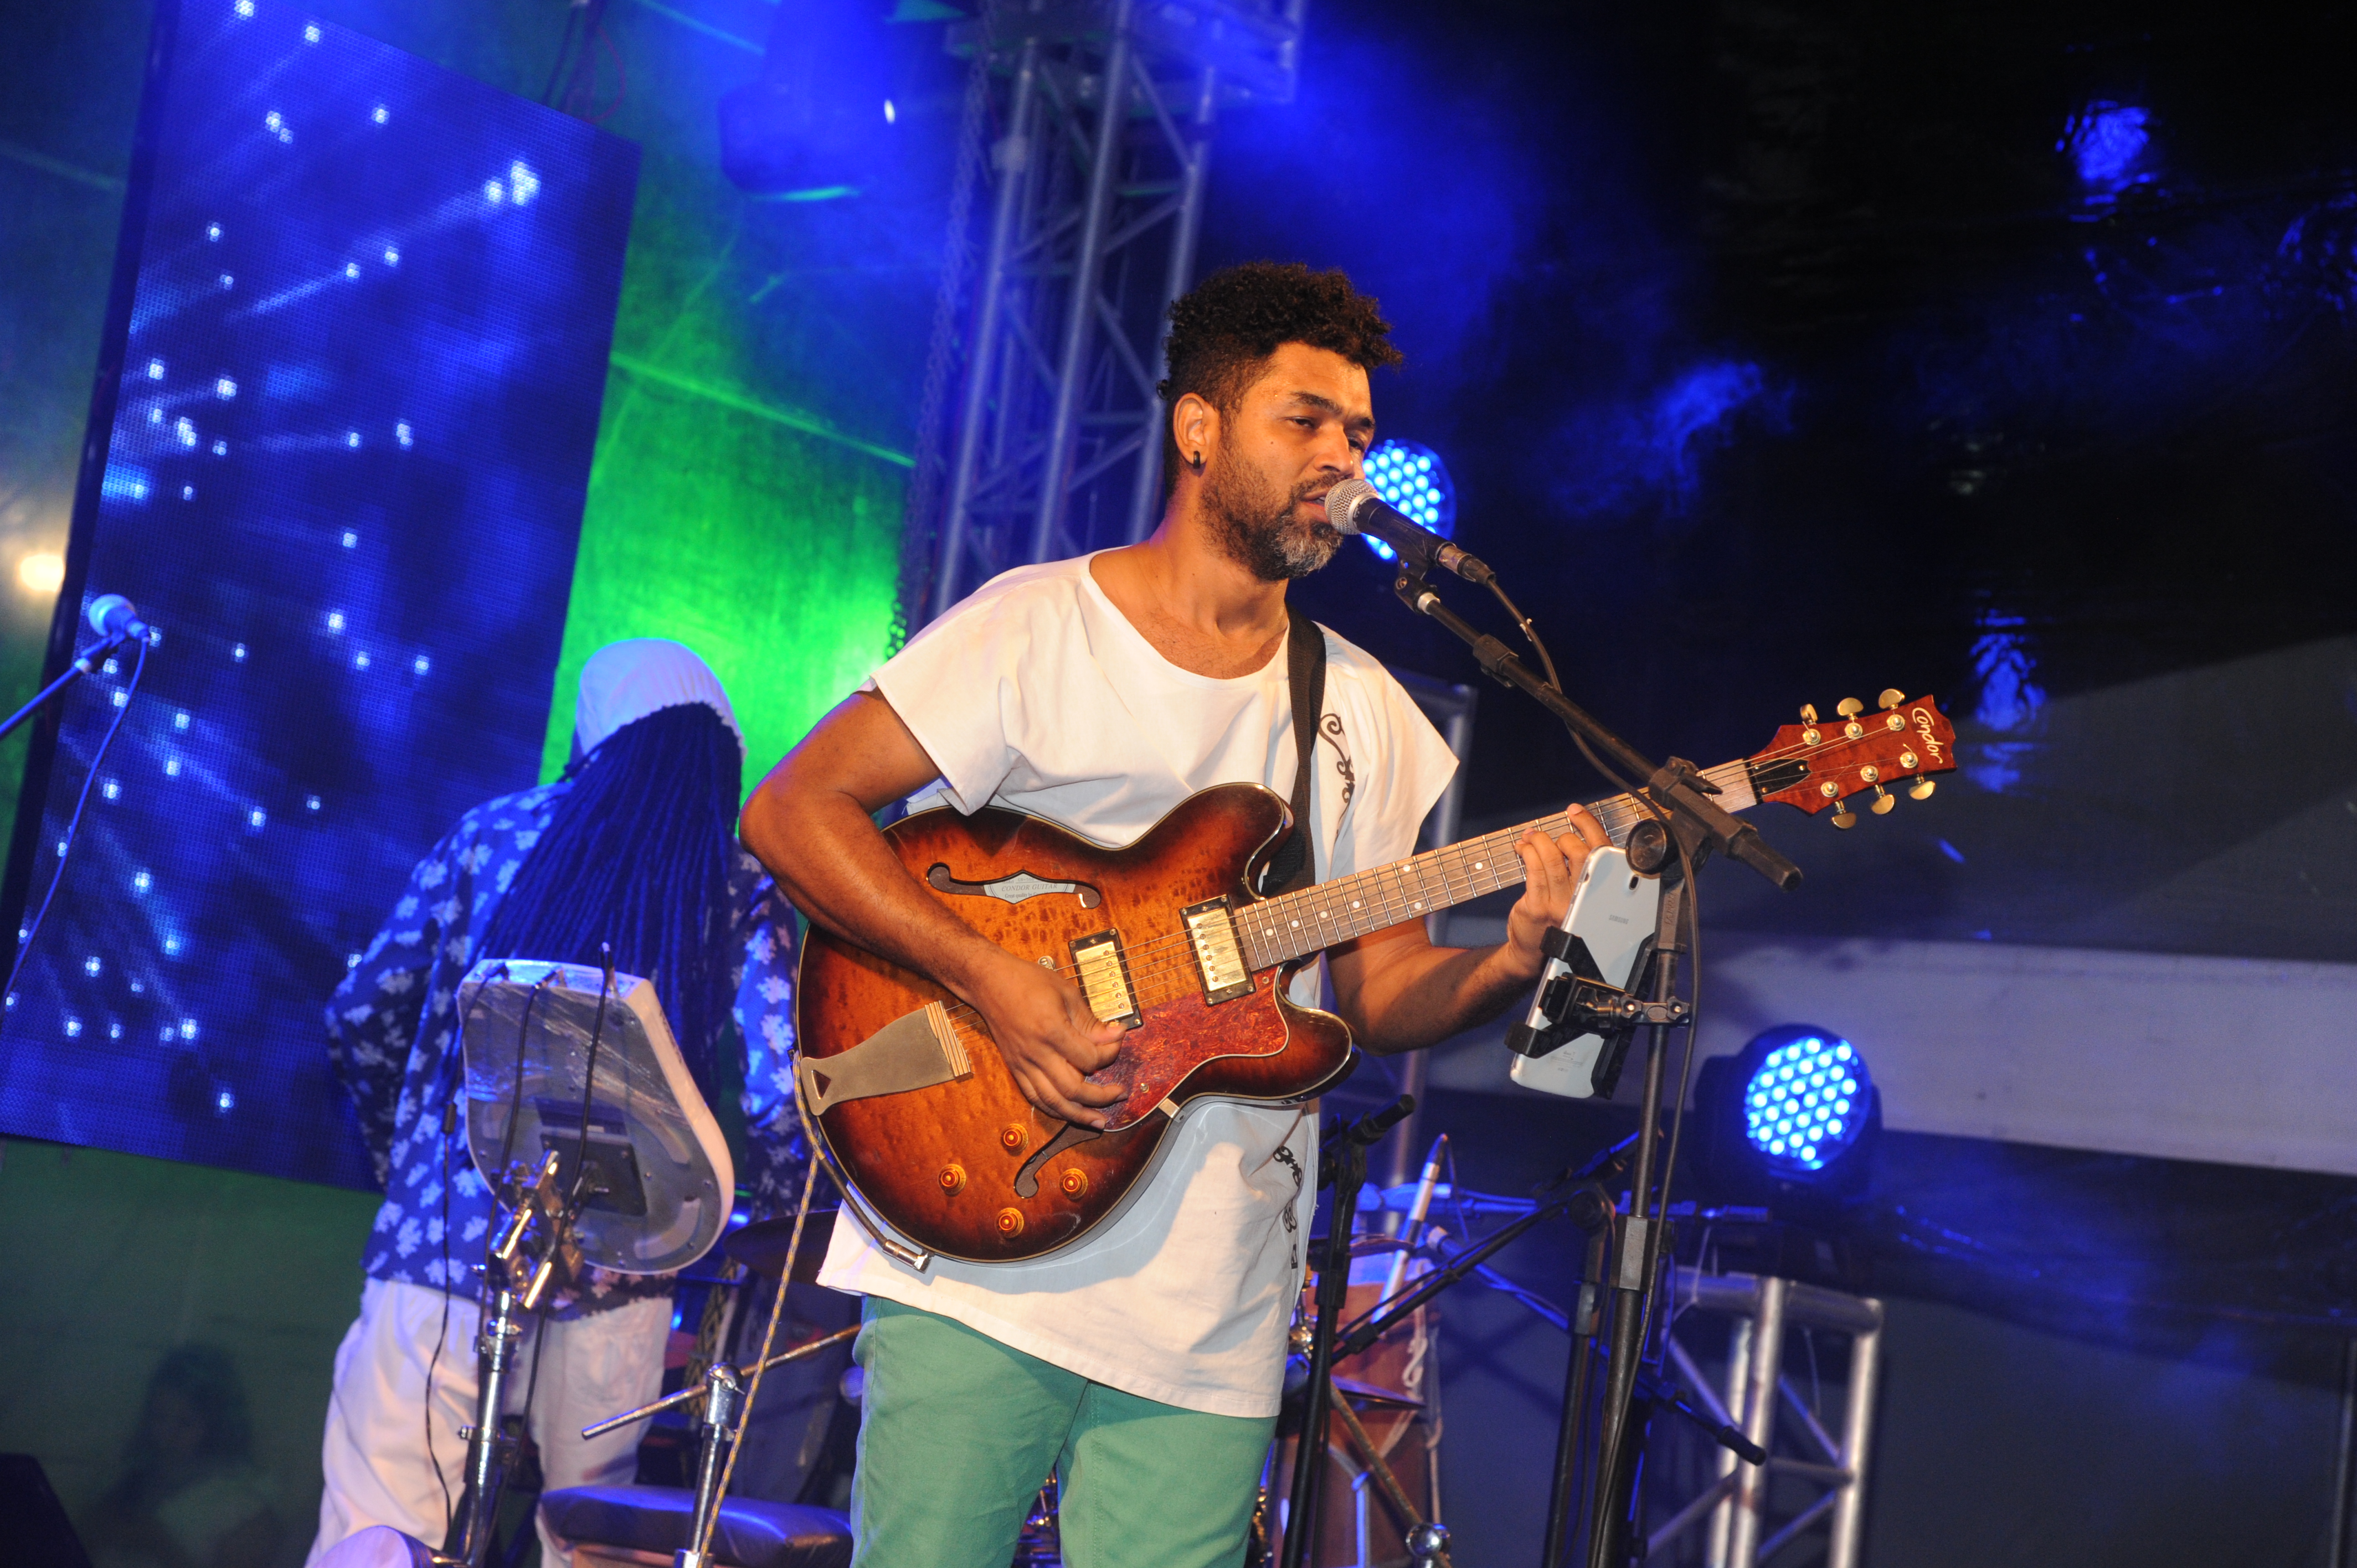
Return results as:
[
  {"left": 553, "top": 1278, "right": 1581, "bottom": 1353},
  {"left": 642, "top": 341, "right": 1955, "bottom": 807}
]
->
[{"left": 1236, "top": 758, "right": 1758, "bottom": 969}]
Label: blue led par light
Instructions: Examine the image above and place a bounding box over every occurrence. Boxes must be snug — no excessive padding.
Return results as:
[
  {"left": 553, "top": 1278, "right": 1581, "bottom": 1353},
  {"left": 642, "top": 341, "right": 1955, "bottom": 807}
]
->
[
  {"left": 1692, "top": 1024, "right": 1883, "bottom": 1207},
  {"left": 1356, "top": 440, "right": 1455, "bottom": 563},
  {"left": 1743, "top": 1028, "right": 1871, "bottom": 1174}
]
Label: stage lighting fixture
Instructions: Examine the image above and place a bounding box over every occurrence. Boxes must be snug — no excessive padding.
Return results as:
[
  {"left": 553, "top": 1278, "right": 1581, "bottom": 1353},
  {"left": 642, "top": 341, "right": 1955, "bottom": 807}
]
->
[
  {"left": 1743, "top": 1028, "right": 1870, "bottom": 1175},
  {"left": 1692, "top": 1024, "right": 1882, "bottom": 1208},
  {"left": 1357, "top": 440, "right": 1455, "bottom": 563},
  {"left": 719, "top": 1, "right": 905, "bottom": 196}
]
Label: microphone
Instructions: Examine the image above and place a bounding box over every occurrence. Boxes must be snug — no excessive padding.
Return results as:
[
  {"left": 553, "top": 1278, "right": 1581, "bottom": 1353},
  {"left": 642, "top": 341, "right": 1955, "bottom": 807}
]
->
[
  {"left": 1323, "top": 476, "right": 1494, "bottom": 585},
  {"left": 86, "top": 594, "right": 156, "bottom": 643}
]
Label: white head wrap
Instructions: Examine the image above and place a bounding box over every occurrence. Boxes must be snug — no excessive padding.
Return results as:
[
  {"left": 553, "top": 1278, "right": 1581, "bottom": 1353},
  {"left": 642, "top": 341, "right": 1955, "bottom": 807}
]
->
[{"left": 573, "top": 638, "right": 743, "bottom": 756}]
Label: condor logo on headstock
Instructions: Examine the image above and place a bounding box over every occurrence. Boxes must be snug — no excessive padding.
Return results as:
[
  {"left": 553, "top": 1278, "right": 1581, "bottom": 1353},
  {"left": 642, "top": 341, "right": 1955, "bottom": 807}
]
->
[{"left": 1744, "top": 689, "right": 1957, "bottom": 829}]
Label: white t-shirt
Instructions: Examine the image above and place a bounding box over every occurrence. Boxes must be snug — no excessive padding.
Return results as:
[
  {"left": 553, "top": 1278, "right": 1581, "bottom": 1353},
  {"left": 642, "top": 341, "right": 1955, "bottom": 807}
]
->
[{"left": 816, "top": 553, "right": 1458, "bottom": 1418}]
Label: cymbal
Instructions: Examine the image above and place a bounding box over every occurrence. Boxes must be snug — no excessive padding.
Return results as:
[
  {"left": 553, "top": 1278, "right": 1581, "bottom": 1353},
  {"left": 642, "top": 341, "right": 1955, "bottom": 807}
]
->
[
  {"left": 1333, "top": 1375, "right": 1423, "bottom": 1410},
  {"left": 1304, "top": 1234, "right": 1434, "bottom": 1261},
  {"left": 722, "top": 1208, "right": 838, "bottom": 1283},
  {"left": 1364, "top": 1180, "right": 1537, "bottom": 1217}
]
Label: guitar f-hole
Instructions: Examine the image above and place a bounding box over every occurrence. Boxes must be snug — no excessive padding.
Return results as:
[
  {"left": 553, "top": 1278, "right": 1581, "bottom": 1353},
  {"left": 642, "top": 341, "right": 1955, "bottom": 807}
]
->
[
  {"left": 1013, "top": 1122, "right": 1100, "bottom": 1198},
  {"left": 927, "top": 864, "right": 1101, "bottom": 908}
]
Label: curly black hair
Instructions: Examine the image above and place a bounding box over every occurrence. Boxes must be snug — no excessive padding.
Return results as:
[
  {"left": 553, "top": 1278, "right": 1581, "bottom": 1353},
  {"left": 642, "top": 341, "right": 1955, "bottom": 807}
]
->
[{"left": 1156, "top": 261, "right": 1403, "bottom": 493}]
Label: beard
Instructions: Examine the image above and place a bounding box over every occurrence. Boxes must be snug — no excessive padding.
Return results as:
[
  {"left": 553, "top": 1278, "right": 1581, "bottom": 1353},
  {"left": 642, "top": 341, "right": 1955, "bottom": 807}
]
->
[{"left": 1200, "top": 447, "right": 1342, "bottom": 582}]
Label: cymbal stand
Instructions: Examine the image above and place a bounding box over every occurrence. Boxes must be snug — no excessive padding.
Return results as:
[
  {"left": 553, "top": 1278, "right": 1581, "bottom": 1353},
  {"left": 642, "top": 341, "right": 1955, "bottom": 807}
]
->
[
  {"left": 1336, "top": 1135, "right": 1628, "bottom": 1566},
  {"left": 675, "top": 1363, "right": 745, "bottom": 1568},
  {"left": 577, "top": 1327, "right": 864, "bottom": 1566},
  {"left": 1281, "top": 1094, "right": 1413, "bottom": 1568}
]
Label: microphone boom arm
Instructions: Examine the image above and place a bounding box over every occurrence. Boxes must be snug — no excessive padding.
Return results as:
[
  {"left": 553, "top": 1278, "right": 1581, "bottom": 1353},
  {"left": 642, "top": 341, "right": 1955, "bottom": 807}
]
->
[
  {"left": 1390, "top": 568, "right": 1801, "bottom": 890},
  {"left": 0, "top": 626, "right": 140, "bottom": 746}
]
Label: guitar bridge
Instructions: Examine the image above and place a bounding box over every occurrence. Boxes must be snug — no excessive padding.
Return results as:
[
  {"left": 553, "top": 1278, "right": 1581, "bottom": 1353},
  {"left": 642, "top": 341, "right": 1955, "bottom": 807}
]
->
[
  {"left": 1182, "top": 899, "right": 1254, "bottom": 1004},
  {"left": 1069, "top": 931, "right": 1141, "bottom": 1029}
]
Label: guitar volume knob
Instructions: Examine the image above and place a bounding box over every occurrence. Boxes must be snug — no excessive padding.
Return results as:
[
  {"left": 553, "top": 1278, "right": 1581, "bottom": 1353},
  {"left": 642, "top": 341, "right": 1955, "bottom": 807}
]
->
[
  {"left": 996, "top": 1207, "right": 1026, "bottom": 1237},
  {"left": 938, "top": 1164, "right": 966, "bottom": 1195},
  {"left": 1059, "top": 1168, "right": 1089, "bottom": 1199},
  {"left": 1000, "top": 1125, "right": 1027, "bottom": 1154}
]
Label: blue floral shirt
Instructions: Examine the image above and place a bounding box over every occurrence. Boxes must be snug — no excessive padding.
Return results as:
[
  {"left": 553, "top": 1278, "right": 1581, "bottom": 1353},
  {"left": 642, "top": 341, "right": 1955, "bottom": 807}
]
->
[{"left": 326, "top": 781, "right": 803, "bottom": 1318}]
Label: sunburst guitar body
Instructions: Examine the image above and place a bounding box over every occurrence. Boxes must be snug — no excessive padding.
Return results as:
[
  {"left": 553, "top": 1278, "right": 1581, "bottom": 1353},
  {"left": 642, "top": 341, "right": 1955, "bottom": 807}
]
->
[{"left": 796, "top": 786, "right": 1342, "bottom": 1265}]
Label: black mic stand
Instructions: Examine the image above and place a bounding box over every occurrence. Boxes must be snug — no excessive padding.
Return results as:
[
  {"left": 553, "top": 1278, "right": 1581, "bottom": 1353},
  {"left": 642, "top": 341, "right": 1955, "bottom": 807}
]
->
[
  {"left": 0, "top": 629, "right": 136, "bottom": 744},
  {"left": 1386, "top": 565, "right": 1800, "bottom": 1568},
  {"left": 1281, "top": 1092, "right": 1416, "bottom": 1568}
]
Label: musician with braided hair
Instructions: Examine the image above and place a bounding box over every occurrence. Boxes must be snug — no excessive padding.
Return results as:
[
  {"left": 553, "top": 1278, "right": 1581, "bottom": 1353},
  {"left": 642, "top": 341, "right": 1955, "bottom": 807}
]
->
[{"left": 305, "top": 640, "right": 804, "bottom": 1566}]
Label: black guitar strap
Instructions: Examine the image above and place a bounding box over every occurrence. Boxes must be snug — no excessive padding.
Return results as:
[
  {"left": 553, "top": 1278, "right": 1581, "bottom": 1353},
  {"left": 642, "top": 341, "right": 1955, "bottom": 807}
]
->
[{"left": 1262, "top": 606, "right": 1327, "bottom": 896}]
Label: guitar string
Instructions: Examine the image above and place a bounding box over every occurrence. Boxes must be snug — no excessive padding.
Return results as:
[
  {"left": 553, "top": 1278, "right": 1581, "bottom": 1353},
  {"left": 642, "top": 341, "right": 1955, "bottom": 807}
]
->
[
  {"left": 934, "top": 706, "right": 1937, "bottom": 999},
  {"left": 910, "top": 717, "right": 1949, "bottom": 1041},
  {"left": 920, "top": 754, "right": 1752, "bottom": 1035},
  {"left": 913, "top": 767, "right": 1728, "bottom": 1040}
]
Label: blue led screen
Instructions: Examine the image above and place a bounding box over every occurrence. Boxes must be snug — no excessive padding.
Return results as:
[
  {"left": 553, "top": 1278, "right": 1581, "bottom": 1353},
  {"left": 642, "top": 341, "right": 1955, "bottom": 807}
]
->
[{"left": 0, "top": 0, "right": 637, "bottom": 1187}]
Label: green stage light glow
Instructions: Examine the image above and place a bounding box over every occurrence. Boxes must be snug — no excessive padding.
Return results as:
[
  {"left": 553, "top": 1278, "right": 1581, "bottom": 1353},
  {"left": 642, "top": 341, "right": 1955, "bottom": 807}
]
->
[{"left": 537, "top": 354, "right": 908, "bottom": 792}]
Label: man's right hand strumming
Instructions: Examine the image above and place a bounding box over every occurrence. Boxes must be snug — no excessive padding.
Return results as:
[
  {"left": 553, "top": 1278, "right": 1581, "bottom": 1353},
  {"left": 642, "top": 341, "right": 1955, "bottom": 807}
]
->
[{"left": 961, "top": 951, "right": 1128, "bottom": 1128}]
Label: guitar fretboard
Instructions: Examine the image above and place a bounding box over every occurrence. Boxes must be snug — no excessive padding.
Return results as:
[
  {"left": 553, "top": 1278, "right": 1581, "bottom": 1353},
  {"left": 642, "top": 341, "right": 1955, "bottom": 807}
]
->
[{"left": 1234, "top": 760, "right": 1756, "bottom": 969}]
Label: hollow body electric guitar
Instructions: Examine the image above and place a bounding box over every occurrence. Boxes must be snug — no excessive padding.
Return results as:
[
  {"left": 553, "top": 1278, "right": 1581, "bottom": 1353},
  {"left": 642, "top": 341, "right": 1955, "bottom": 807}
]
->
[{"left": 796, "top": 692, "right": 1957, "bottom": 1266}]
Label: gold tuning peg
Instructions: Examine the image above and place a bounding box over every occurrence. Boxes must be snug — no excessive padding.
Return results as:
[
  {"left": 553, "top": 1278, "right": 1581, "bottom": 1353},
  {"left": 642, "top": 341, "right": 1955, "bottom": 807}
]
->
[
  {"left": 1878, "top": 688, "right": 1906, "bottom": 710},
  {"left": 1909, "top": 777, "right": 1936, "bottom": 801},
  {"left": 1799, "top": 703, "right": 1819, "bottom": 725},
  {"left": 1870, "top": 784, "right": 1895, "bottom": 815},
  {"left": 1835, "top": 697, "right": 1865, "bottom": 718},
  {"left": 1831, "top": 799, "right": 1858, "bottom": 829}
]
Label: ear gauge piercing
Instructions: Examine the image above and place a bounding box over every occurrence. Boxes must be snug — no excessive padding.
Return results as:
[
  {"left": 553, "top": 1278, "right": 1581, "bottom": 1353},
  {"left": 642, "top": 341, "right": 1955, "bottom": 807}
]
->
[{"left": 1188, "top": 451, "right": 1205, "bottom": 473}]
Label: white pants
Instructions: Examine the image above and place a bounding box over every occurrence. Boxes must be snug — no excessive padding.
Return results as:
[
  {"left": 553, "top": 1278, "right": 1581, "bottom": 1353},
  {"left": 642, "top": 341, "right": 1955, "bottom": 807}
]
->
[{"left": 307, "top": 1279, "right": 671, "bottom": 1567}]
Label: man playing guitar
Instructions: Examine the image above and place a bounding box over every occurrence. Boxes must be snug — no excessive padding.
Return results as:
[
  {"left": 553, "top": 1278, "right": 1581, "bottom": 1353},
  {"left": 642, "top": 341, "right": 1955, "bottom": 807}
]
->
[{"left": 742, "top": 262, "right": 1604, "bottom": 1567}]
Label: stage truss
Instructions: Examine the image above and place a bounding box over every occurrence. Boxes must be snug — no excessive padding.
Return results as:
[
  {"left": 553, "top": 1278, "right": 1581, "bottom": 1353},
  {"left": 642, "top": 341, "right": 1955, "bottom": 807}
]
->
[{"left": 899, "top": 0, "right": 1310, "bottom": 632}]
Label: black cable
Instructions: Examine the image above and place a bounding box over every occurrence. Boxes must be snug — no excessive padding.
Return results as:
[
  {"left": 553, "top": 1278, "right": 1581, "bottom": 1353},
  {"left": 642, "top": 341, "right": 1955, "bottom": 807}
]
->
[
  {"left": 567, "top": 943, "right": 615, "bottom": 1210},
  {"left": 540, "top": 4, "right": 583, "bottom": 106},
  {"left": 427, "top": 1100, "right": 461, "bottom": 1539},
  {"left": 555, "top": 0, "right": 616, "bottom": 117},
  {"left": 8, "top": 637, "right": 147, "bottom": 994},
  {"left": 1485, "top": 576, "right": 1560, "bottom": 693},
  {"left": 493, "top": 973, "right": 559, "bottom": 1187}
]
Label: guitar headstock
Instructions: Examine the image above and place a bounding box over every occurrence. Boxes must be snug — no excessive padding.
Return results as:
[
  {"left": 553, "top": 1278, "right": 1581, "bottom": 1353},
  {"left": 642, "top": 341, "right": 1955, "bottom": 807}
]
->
[{"left": 1745, "top": 690, "right": 1956, "bottom": 829}]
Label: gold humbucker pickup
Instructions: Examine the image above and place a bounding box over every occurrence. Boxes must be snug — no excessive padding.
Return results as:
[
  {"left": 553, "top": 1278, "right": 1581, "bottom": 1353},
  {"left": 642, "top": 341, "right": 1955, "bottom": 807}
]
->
[
  {"left": 1182, "top": 898, "right": 1254, "bottom": 1004},
  {"left": 1069, "top": 931, "right": 1142, "bottom": 1029}
]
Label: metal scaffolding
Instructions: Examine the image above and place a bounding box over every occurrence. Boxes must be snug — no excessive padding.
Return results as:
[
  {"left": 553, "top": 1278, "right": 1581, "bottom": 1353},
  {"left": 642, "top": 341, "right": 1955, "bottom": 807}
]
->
[
  {"left": 898, "top": 0, "right": 1309, "bottom": 631},
  {"left": 1651, "top": 1268, "right": 1885, "bottom": 1568}
]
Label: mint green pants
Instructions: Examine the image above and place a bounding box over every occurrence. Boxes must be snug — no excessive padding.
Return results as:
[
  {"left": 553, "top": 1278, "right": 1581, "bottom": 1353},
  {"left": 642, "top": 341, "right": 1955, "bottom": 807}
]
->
[{"left": 848, "top": 1299, "right": 1276, "bottom": 1568}]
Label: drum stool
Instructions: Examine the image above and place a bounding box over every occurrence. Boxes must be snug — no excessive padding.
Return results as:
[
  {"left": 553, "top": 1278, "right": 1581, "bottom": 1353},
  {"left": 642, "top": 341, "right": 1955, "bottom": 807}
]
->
[{"left": 539, "top": 1484, "right": 853, "bottom": 1568}]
